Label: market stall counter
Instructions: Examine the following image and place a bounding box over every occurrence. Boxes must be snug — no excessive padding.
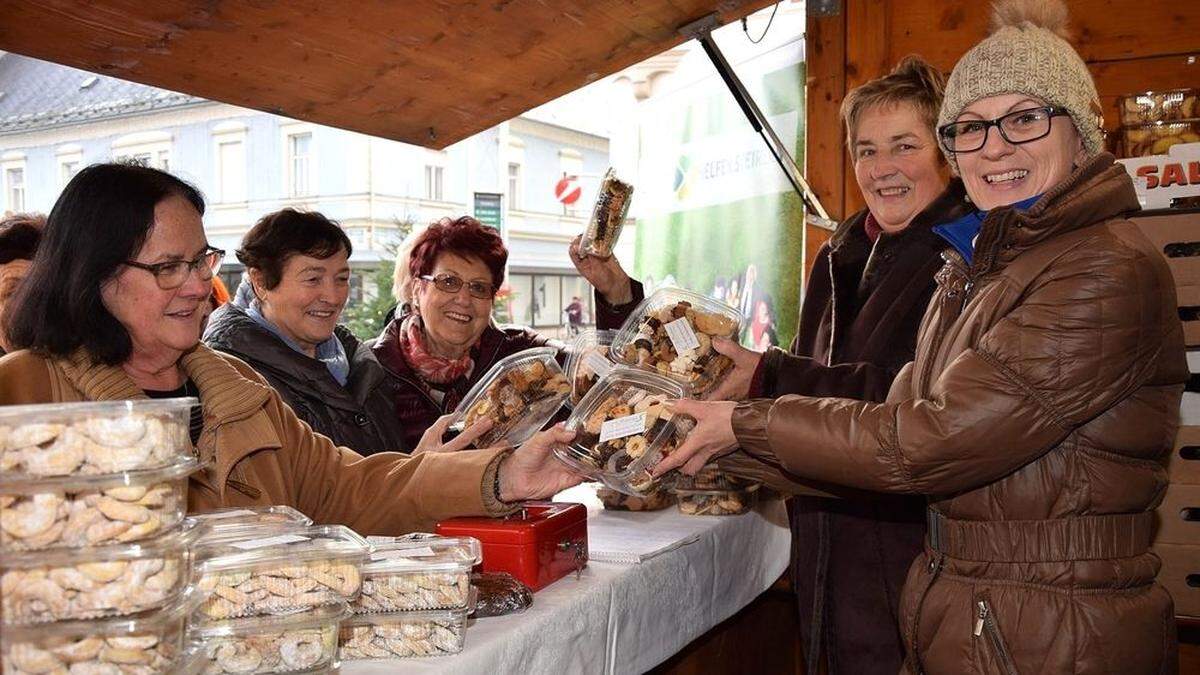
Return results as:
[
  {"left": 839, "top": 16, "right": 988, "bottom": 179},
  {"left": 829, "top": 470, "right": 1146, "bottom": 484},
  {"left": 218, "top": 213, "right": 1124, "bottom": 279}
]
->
[{"left": 341, "top": 485, "right": 790, "bottom": 674}]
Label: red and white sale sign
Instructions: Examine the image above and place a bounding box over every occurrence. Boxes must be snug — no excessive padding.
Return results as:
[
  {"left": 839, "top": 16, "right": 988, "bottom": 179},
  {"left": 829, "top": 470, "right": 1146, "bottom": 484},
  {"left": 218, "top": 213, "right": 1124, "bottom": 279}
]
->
[
  {"left": 554, "top": 175, "right": 582, "bottom": 205},
  {"left": 1118, "top": 141, "right": 1200, "bottom": 209}
]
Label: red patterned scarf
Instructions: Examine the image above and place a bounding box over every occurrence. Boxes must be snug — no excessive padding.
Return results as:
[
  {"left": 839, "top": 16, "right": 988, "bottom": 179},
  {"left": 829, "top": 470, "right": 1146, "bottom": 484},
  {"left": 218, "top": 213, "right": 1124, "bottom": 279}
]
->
[
  {"left": 397, "top": 315, "right": 475, "bottom": 385},
  {"left": 863, "top": 211, "right": 883, "bottom": 243}
]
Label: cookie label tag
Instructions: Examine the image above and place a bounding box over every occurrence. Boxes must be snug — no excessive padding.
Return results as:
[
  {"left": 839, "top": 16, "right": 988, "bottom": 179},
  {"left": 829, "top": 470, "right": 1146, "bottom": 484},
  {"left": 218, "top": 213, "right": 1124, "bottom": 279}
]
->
[
  {"left": 197, "top": 509, "right": 256, "bottom": 520},
  {"left": 371, "top": 546, "right": 438, "bottom": 562},
  {"left": 600, "top": 412, "right": 647, "bottom": 443},
  {"left": 665, "top": 317, "right": 701, "bottom": 353},
  {"left": 230, "top": 534, "right": 310, "bottom": 550},
  {"left": 583, "top": 351, "right": 614, "bottom": 378}
]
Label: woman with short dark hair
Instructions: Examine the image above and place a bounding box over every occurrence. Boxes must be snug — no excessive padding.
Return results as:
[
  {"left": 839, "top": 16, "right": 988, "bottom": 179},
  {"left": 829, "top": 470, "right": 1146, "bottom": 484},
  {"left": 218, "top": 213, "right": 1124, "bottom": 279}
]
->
[
  {"left": 203, "top": 209, "right": 445, "bottom": 453},
  {"left": 374, "top": 215, "right": 643, "bottom": 452},
  {"left": 0, "top": 162, "right": 584, "bottom": 535},
  {"left": 0, "top": 212, "right": 45, "bottom": 355}
]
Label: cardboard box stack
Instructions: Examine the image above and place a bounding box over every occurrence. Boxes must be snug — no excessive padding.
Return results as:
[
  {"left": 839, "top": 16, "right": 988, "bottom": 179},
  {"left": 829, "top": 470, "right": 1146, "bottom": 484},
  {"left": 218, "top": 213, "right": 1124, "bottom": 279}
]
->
[{"left": 1131, "top": 209, "right": 1200, "bottom": 621}]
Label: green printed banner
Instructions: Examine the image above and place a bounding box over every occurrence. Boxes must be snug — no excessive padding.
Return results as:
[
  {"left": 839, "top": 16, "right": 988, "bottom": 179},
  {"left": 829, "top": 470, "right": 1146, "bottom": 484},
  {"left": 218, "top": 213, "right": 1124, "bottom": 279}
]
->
[{"left": 633, "top": 40, "right": 807, "bottom": 349}]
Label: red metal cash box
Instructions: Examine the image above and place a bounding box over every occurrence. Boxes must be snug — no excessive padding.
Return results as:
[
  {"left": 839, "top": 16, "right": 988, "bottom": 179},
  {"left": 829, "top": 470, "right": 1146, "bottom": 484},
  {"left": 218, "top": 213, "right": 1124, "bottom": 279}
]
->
[{"left": 436, "top": 501, "right": 587, "bottom": 591}]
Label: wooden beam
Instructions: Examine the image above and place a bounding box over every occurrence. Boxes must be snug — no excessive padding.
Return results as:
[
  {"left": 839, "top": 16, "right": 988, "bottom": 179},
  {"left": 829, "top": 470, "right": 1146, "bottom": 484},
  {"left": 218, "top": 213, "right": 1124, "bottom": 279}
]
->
[
  {"left": 804, "top": 6, "right": 847, "bottom": 222},
  {"left": 0, "top": 0, "right": 778, "bottom": 148}
]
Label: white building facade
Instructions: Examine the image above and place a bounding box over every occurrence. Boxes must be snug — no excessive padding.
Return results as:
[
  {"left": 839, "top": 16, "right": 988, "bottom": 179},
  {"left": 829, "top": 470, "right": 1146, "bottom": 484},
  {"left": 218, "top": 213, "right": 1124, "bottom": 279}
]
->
[{"left": 0, "top": 53, "right": 626, "bottom": 334}]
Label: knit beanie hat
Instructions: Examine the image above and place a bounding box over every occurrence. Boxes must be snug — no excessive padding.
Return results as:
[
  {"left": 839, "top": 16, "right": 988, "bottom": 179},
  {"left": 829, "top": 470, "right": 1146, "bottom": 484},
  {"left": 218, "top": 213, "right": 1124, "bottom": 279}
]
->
[{"left": 938, "top": 0, "right": 1104, "bottom": 173}]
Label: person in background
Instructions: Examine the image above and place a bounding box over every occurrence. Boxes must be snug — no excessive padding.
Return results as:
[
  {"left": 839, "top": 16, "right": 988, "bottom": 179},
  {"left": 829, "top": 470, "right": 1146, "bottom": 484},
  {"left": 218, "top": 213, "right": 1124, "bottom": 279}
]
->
[
  {"left": 663, "top": 1, "right": 1185, "bottom": 671},
  {"left": 710, "top": 275, "right": 728, "bottom": 304},
  {"left": 749, "top": 296, "right": 778, "bottom": 350},
  {"left": 0, "top": 163, "right": 584, "bottom": 535},
  {"left": 373, "top": 216, "right": 643, "bottom": 452},
  {"left": 0, "top": 213, "right": 44, "bottom": 356},
  {"left": 204, "top": 209, "right": 491, "bottom": 454},
  {"left": 565, "top": 295, "right": 584, "bottom": 335},
  {"left": 383, "top": 231, "right": 420, "bottom": 326},
  {"left": 694, "top": 55, "right": 970, "bottom": 675},
  {"left": 737, "top": 263, "right": 762, "bottom": 345},
  {"left": 210, "top": 275, "right": 230, "bottom": 309}
]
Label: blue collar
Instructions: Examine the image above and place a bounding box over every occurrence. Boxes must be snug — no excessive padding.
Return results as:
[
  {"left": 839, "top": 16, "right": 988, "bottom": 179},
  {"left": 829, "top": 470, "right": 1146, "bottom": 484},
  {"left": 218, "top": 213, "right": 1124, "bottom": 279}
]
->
[
  {"left": 234, "top": 276, "right": 351, "bottom": 386},
  {"left": 932, "top": 194, "right": 1041, "bottom": 265}
]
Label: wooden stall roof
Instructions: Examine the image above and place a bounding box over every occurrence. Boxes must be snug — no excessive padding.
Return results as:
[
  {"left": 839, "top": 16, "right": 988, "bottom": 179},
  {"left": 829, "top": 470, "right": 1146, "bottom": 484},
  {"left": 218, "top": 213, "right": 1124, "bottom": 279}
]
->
[{"left": 0, "top": 0, "right": 775, "bottom": 148}]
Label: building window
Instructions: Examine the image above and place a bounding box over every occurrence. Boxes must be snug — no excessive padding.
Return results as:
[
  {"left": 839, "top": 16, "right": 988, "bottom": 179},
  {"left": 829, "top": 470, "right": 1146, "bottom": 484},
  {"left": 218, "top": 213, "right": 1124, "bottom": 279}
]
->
[
  {"left": 507, "top": 162, "right": 522, "bottom": 210},
  {"left": 4, "top": 166, "right": 25, "bottom": 212},
  {"left": 217, "top": 268, "right": 244, "bottom": 298},
  {"left": 117, "top": 149, "right": 170, "bottom": 170},
  {"left": 424, "top": 165, "right": 444, "bottom": 201},
  {"left": 59, "top": 159, "right": 80, "bottom": 186},
  {"left": 288, "top": 132, "right": 312, "bottom": 197},
  {"left": 112, "top": 131, "right": 172, "bottom": 171},
  {"left": 56, "top": 144, "right": 83, "bottom": 190},
  {"left": 217, "top": 139, "right": 246, "bottom": 203},
  {"left": 506, "top": 272, "right": 588, "bottom": 330}
]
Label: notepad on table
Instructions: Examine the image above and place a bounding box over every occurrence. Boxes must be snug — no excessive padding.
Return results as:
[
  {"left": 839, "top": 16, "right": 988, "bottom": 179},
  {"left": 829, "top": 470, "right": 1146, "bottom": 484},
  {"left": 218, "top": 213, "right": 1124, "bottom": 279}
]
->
[{"left": 587, "top": 514, "right": 701, "bottom": 564}]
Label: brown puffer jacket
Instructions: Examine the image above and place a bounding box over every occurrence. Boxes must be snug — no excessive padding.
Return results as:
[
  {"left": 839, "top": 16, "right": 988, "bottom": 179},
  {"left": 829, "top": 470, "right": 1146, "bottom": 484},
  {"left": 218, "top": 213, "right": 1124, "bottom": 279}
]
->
[{"left": 726, "top": 154, "right": 1186, "bottom": 675}]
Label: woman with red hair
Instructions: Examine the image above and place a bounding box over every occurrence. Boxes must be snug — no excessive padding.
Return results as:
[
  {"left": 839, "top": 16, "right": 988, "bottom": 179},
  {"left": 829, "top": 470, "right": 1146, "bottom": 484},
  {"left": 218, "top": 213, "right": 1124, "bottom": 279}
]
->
[{"left": 373, "top": 215, "right": 641, "bottom": 452}]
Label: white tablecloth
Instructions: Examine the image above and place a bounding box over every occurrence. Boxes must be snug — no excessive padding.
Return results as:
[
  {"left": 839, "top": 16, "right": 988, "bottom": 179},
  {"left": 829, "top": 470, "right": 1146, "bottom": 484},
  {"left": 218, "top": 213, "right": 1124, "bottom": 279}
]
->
[{"left": 343, "top": 487, "right": 791, "bottom": 675}]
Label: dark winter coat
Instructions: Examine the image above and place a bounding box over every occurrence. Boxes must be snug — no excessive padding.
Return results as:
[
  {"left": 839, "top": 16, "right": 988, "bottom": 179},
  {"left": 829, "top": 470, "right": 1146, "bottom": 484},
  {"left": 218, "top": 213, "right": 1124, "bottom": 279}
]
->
[
  {"left": 748, "top": 180, "right": 971, "bottom": 675},
  {"left": 203, "top": 302, "right": 406, "bottom": 455}
]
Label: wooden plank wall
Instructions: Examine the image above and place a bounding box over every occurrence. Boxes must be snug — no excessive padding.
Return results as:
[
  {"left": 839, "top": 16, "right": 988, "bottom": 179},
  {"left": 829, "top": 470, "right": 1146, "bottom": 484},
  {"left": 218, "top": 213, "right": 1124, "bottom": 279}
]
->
[{"left": 803, "top": 0, "right": 1200, "bottom": 268}]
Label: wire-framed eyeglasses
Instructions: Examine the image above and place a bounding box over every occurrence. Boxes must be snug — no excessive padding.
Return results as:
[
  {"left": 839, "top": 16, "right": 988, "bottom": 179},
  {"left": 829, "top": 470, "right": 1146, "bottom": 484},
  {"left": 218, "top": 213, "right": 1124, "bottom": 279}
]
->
[{"left": 123, "top": 246, "right": 225, "bottom": 290}]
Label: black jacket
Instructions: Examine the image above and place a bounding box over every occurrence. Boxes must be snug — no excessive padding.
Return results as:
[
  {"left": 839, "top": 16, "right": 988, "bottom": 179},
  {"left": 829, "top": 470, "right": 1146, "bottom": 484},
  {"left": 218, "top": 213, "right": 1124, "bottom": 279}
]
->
[
  {"left": 755, "top": 180, "right": 972, "bottom": 675},
  {"left": 203, "top": 303, "right": 406, "bottom": 455}
]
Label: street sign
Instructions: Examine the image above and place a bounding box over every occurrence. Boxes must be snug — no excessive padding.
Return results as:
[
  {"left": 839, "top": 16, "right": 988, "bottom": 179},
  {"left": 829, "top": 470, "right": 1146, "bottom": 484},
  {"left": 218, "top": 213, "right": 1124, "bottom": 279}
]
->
[
  {"left": 554, "top": 175, "right": 582, "bottom": 205},
  {"left": 473, "top": 192, "right": 503, "bottom": 230}
]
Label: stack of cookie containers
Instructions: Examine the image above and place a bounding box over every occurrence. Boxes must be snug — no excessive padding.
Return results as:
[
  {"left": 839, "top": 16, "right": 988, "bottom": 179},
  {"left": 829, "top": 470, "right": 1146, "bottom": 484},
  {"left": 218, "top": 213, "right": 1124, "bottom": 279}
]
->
[
  {"left": 183, "top": 522, "right": 368, "bottom": 673},
  {"left": 0, "top": 398, "right": 204, "bottom": 674},
  {"left": 339, "top": 535, "right": 482, "bottom": 661}
]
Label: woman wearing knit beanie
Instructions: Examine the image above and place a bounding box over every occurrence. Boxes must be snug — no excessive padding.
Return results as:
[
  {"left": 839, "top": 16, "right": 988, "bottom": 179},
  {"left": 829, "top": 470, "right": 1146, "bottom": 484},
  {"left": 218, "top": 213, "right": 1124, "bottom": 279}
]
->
[{"left": 659, "top": 1, "right": 1186, "bottom": 672}]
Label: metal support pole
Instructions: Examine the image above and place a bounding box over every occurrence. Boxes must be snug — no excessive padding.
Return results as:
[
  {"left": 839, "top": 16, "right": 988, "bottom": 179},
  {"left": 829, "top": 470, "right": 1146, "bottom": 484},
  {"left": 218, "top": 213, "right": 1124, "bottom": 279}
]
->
[{"left": 679, "top": 13, "right": 831, "bottom": 223}]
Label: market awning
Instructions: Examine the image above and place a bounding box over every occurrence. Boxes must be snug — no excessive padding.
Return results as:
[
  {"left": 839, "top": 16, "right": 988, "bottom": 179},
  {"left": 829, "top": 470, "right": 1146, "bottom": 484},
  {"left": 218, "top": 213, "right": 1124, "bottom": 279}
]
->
[{"left": 0, "top": 0, "right": 776, "bottom": 148}]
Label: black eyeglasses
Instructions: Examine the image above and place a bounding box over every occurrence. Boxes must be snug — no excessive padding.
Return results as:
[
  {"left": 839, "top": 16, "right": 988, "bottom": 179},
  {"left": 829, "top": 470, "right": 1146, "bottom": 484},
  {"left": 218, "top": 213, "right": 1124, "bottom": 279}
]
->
[
  {"left": 420, "top": 273, "right": 495, "bottom": 300},
  {"left": 124, "top": 246, "right": 225, "bottom": 290},
  {"left": 938, "top": 106, "right": 1071, "bottom": 154}
]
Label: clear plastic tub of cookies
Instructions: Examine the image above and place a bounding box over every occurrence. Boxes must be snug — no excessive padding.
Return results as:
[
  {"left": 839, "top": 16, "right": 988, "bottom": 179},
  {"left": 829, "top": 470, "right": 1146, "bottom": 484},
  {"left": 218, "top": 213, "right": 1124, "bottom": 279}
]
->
[
  {"left": 554, "top": 367, "right": 694, "bottom": 496},
  {"left": 189, "top": 505, "right": 313, "bottom": 546},
  {"left": 339, "top": 590, "right": 476, "bottom": 660},
  {"left": 611, "top": 287, "right": 742, "bottom": 394},
  {"left": 354, "top": 535, "right": 481, "bottom": 613},
  {"left": 194, "top": 524, "right": 369, "bottom": 622},
  {"left": 1, "top": 518, "right": 203, "bottom": 625},
  {"left": 1, "top": 589, "right": 195, "bottom": 674},
  {"left": 672, "top": 462, "right": 756, "bottom": 491},
  {"left": 597, "top": 485, "right": 676, "bottom": 511},
  {"left": 446, "top": 347, "right": 570, "bottom": 448},
  {"left": 1118, "top": 88, "right": 1198, "bottom": 125},
  {"left": 675, "top": 485, "right": 760, "bottom": 516},
  {"left": 1120, "top": 119, "right": 1200, "bottom": 158},
  {"left": 0, "top": 455, "right": 200, "bottom": 552},
  {"left": 565, "top": 329, "right": 616, "bottom": 409},
  {"left": 578, "top": 168, "right": 634, "bottom": 258},
  {"left": 0, "top": 398, "right": 195, "bottom": 478},
  {"left": 186, "top": 602, "right": 347, "bottom": 674}
]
